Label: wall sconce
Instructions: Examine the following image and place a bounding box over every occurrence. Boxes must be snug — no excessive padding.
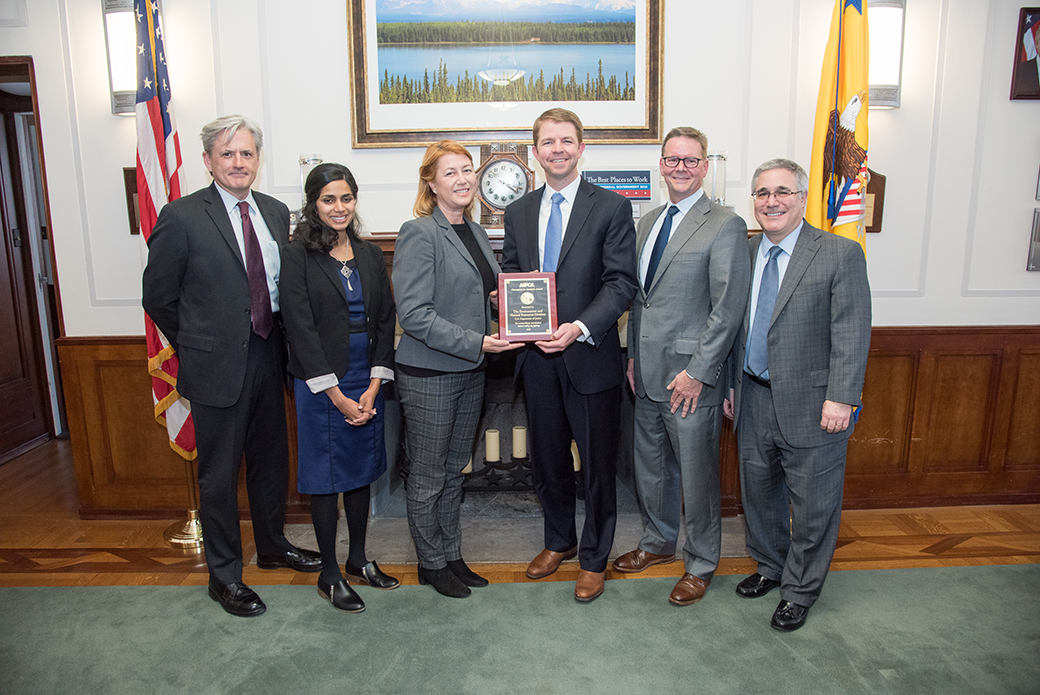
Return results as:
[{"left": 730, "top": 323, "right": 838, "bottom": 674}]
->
[
  {"left": 868, "top": 0, "right": 905, "bottom": 109},
  {"left": 103, "top": 0, "right": 137, "bottom": 115}
]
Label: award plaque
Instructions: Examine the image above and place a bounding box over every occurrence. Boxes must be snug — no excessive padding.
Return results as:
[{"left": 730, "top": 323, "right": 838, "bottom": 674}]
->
[{"left": 498, "top": 272, "right": 558, "bottom": 342}]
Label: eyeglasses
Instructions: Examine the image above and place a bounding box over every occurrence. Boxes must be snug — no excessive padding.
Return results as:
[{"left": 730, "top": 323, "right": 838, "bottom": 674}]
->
[
  {"left": 751, "top": 188, "right": 802, "bottom": 201},
  {"left": 661, "top": 156, "right": 702, "bottom": 169}
]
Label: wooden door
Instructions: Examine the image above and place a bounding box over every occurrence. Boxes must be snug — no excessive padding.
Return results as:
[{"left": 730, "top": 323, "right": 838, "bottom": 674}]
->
[{"left": 0, "top": 68, "right": 51, "bottom": 463}]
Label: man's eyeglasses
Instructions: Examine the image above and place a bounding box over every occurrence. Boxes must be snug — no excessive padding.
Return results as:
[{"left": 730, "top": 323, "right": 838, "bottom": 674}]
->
[
  {"left": 661, "top": 156, "right": 702, "bottom": 169},
  {"left": 751, "top": 188, "right": 802, "bottom": 201}
]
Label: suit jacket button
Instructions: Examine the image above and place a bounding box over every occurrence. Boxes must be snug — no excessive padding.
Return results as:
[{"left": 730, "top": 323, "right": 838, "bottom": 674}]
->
[
  {"left": 245, "top": 308, "right": 251, "bottom": 315},
  {"left": 644, "top": 302, "right": 651, "bottom": 308},
  {"left": 242, "top": 340, "right": 248, "bottom": 348}
]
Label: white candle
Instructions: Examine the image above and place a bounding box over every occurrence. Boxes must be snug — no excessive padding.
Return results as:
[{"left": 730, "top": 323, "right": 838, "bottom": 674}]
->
[
  {"left": 486, "top": 429, "right": 500, "bottom": 462},
  {"left": 571, "top": 440, "right": 581, "bottom": 472},
  {"left": 462, "top": 456, "right": 473, "bottom": 474},
  {"left": 512, "top": 426, "right": 527, "bottom": 458}
]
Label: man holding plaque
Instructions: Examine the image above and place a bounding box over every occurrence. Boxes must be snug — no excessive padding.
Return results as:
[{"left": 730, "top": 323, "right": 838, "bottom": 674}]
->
[
  {"left": 613, "top": 127, "right": 750, "bottom": 607},
  {"left": 502, "top": 108, "right": 638, "bottom": 603}
]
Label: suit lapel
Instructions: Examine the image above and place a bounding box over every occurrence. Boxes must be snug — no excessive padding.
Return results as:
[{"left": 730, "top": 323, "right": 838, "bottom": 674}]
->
[
  {"left": 203, "top": 183, "right": 246, "bottom": 269},
  {"left": 434, "top": 207, "right": 478, "bottom": 271},
  {"left": 647, "top": 195, "right": 710, "bottom": 295},
  {"left": 745, "top": 233, "right": 763, "bottom": 332},
  {"left": 771, "top": 222, "right": 822, "bottom": 328},
  {"left": 523, "top": 188, "right": 542, "bottom": 271},
  {"left": 558, "top": 179, "right": 594, "bottom": 269},
  {"left": 254, "top": 191, "right": 289, "bottom": 246},
  {"left": 316, "top": 249, "right": 350, "bottom": 305}
]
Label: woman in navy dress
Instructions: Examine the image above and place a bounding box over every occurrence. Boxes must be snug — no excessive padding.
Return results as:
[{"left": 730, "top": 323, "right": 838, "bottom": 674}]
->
[{"left": 281, "top": 163, "right": 398, "bottom": 613}]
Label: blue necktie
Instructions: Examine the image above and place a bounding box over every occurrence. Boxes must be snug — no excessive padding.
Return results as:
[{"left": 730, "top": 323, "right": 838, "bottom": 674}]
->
[
  {"left": 543, "top": 192, "right": 565, "bottom": 273},
  {"left": 643, "top": 205, "right": 679, "bottom": 293},
  {"left": 746, "top": 245, "right": 783, "bottom": 378}
]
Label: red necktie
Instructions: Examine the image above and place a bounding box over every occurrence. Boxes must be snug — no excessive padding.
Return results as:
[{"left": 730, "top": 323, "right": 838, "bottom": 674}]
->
[{"left": 238, "top": 201, "right": 274, "bottom": 339}]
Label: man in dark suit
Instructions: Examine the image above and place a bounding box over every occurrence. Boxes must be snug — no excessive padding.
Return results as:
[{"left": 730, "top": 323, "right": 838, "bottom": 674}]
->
[
  {"left": 725, "top": 158, "right": 871, "bottom": 631},
  {"left": 613, "top": 127, "right": 750, "bottom": 606},
  {"left": 143, "top": 115, "right": 319, "bottom": 618},
  {"left": 502, "top": 108, "right": 638, "bottom": 603}
]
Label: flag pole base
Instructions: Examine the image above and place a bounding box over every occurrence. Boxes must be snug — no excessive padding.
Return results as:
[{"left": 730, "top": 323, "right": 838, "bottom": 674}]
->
[{"left": 163, "top": 509, "right": 204, "bottom": 550}]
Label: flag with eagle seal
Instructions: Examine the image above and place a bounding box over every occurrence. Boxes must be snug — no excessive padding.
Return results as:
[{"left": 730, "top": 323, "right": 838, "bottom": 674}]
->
[{"left": 808, "top": 0, "right": 869, "bottom": 255}]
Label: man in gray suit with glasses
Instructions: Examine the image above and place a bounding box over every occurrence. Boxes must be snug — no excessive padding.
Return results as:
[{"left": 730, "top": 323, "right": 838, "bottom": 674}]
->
[
  {"left": 613, "top": 127, "right": 750, "bottom": 608},
  {"left": 725, "top": 158, "right": 871, "bottom": 632}
]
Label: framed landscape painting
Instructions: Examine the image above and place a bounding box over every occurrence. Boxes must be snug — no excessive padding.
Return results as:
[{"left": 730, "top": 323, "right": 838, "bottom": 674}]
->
[{"left": 347, "top": 0, "right": 663, "bottom": 147}]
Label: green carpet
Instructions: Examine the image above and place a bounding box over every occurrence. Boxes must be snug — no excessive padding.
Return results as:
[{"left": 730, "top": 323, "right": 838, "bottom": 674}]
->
[{"left": 2, "top": 565, "right": 1037, "bottom": 695}]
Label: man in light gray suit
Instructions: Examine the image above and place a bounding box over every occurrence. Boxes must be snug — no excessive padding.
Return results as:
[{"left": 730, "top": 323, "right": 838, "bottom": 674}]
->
[
  {"left": 725, "top": 158, "right": 871, "bottom": 632},
  {"left": 613, "top": 127, "right": 750, "bottom": 606}
]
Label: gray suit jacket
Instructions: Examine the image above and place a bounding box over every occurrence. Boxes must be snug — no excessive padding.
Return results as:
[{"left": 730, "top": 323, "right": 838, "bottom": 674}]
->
[
  {"left": 393, "top": 206, "right": 500, "bottom": 373},
  {"left": 731, "top": 222, "right": 872, "bottom": 448},
  {"left": 142, "top": 183, "right": 290, "bottom": 408},
  {"left": 628, "top": 194, "right": 750, "bottom": 406}
]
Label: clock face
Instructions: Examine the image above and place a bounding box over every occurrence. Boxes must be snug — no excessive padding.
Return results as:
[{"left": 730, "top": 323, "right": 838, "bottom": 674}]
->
[{"left": 479, "top": 159, "right": 530, "bottom": 210}]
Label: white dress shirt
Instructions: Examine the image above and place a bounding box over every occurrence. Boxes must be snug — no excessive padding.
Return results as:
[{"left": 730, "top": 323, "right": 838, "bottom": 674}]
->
[
  {"left": 537, "top": 177, "right": 593, "bottom": 342},
  {"left": 214, "top": 184, "right": 281, "bottom": 312},
  {"left": 638, "top": 188, "right": 703, "bottom": 285}
]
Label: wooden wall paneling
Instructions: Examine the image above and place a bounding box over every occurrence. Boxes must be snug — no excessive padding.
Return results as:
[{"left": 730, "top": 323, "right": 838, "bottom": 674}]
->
[
  {"left": 924, "top": 351, "right": 1001, "bottom": 472},
  {"left": 57, "top": 337, "right": 310, "bottom": 520},
  {"left": 1005, "top": 349, "right": 1040, "bottom": 471},
  {"left": 846, "top": 350, "right": 918, "bottom": 474}
]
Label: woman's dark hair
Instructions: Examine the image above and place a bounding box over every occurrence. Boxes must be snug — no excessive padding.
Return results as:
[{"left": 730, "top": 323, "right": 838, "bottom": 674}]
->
[{"left": 294, "top": 163, "right": 361, "bottom": 252}]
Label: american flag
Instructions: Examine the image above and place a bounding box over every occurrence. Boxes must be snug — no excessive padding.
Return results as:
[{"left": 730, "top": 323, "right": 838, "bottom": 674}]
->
[
  {"left": 136, "top": 0, "right": 195, "bottom": 459},
  {"left": 833, "top": 157, "right": 868, "bottom": 227}
]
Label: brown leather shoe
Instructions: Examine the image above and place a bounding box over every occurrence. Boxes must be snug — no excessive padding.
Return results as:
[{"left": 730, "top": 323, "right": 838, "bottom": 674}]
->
[
  {"left": 611, "top": 548, "right": 677, "bottom": 573},
  {"left": 526, "top": 546, "right": 578, "bottom": 580},
  {"left": 574, "top": 569, "right": 605, "bottom": 603},
  {"left": 668, "top": 573, "right": 710, "bottom": 606}
]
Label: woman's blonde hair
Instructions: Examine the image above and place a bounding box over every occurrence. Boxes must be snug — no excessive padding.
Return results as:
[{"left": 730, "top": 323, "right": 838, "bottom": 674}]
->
[{"left": 413, "top": 140, "right": 476, "bottom": 219}]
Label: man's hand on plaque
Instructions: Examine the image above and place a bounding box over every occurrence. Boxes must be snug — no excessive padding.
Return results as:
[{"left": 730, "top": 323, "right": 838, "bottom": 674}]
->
[{"left": 535, "top": 323, "right": 582, "bottom": 354}]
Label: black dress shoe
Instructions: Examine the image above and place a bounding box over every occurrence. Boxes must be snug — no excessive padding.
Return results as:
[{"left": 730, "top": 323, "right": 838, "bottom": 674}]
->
[
  {"left": 771, "top": 599, "right": 810, "bottom": 632},
  {"left": 256, "top": 546, "right": 322, "bottom": 572},
  {"left": 446, "top": 558, "right": 489, "bottom": 588},
  {"left": 735, "top": 572, "right": 782, "bottom": 599},
  {"left": 417, "top": 566, "right": 470, "bottom": 598},
  {"left": 345, "top": 561, "right": 400, "bottom": 590},
  {"left": 208, "top": 580, "right": 266, "bottom": 617},
  {"left": 317, "top": 577, "right": 365, "bottom": 613}
]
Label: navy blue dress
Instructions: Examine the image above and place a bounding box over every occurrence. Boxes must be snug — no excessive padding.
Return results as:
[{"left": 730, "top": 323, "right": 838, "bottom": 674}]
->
[{"left": 294, "top": 258, "right": 386, "bottom": 494}]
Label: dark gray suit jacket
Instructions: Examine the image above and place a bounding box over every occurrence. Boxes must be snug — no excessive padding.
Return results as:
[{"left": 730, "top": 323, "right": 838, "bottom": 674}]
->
[
  {"left": 628, "top": 194, "right": 750, "bottom": 406},
  {"left": 392, "top": 207, "right": 500, "bottom": 373},
  {"left": 731, "top": 222, "right": 872, "bottom": 448},
  {"left": 501, "top": 178, "right": 638, "bottom": 394},
  {"left": 142, "top": 182, "right": 290, "bottom": 408}
]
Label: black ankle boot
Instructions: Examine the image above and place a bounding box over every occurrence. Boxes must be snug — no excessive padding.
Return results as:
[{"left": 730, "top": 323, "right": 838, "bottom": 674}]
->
[
  {"left": 417, "top": 566, "right": 471, "bottom": 598},
  {"left": 446, "top": 558, "right": 489, "bottom": 588},
  {"left": 317, "top": 576, "right": 365, "bottom": 613}
]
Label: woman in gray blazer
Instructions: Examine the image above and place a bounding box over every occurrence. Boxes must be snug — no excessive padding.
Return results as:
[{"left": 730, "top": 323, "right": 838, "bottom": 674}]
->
[{"left": 393, "top": 141, "right": 519, "bottom": 597}]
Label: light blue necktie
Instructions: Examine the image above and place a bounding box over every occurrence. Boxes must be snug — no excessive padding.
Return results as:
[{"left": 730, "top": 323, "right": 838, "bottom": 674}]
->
[
  {"left": 747, "top": 245, "right": 783, "bottom": 378},
  {"left": 543, "top": 192, "right": 565, "bottom": 273},
  {"left": 643, "top": 205, "right": 679, "bottom": 293}
]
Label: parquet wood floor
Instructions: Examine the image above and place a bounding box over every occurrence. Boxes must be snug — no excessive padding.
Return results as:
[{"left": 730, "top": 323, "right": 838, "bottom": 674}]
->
[{"left": 2, "top": 440, "right": 1037, "bottom": 588}]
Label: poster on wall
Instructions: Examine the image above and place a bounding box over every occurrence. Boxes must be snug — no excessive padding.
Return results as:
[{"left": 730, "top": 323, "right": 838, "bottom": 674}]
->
[
  {"left": 346, "top": 0, "right": 663, "bottom": 147},
  {"left": 1010, "top": 7, "right": 1040, "bottom": 100}
]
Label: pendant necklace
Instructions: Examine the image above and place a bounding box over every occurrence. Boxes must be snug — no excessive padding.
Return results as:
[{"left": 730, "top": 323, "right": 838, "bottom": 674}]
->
[{"left": 339, "top": 258, "right": 353, "bottom": 290}]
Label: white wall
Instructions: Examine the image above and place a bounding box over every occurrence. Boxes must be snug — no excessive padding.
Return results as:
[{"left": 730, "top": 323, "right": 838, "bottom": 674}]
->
[{"left": 0, "top": 0, "right": 1036, "bottom": 336}]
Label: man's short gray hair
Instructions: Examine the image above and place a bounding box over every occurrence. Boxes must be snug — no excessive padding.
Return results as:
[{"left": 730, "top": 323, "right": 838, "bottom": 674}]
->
[
  {"left": 200, "top": 115, "right": 264, "bottom": 154},
  {"left": 751, "top": 158, "right": 808, "bottom": 193}
]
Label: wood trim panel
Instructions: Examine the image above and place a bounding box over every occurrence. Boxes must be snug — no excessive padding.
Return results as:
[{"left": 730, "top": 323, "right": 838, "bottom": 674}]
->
[
  {"left": 56, "top": 337, "right": 310, "bottom": 521},
  {"left": 720, "top": 326, "right": 1040, "bottom": 514},
  {"left": 58, "top": 324, "right": 1040, "bottom": 518}
]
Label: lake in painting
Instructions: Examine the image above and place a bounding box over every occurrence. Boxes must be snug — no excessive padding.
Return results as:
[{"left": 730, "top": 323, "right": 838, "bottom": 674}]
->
[{"left": 377, "top": 43, "right": 637, "bottom": 103}]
